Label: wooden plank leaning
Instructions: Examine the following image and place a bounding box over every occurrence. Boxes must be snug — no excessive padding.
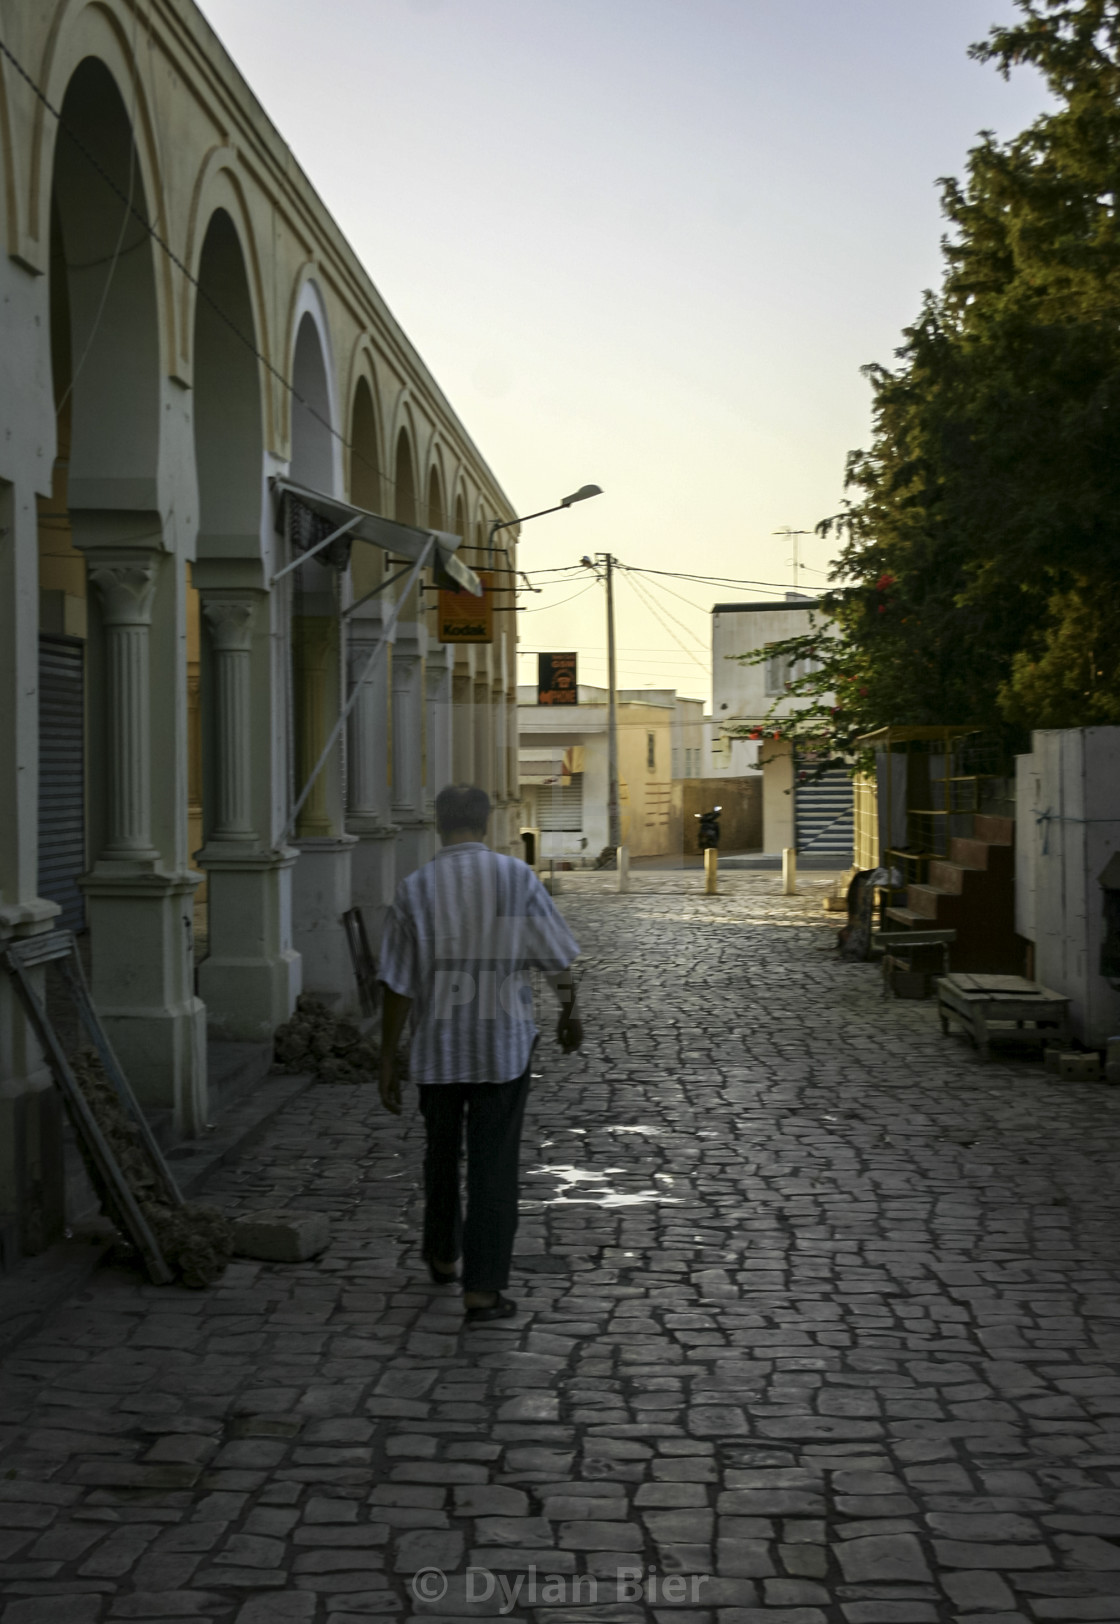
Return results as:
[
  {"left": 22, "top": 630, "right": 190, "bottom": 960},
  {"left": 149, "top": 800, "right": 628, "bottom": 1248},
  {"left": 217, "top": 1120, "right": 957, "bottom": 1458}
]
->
[{"left": 3, "top": 929, "right": 175, "bottom": 1285}]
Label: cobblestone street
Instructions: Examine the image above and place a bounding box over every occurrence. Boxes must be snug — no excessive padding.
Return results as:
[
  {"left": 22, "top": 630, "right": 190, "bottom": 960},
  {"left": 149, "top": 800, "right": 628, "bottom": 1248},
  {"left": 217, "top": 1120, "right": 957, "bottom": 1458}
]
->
[{"left": 5, "top": 869, "right": 1120, "bottom": 1624}]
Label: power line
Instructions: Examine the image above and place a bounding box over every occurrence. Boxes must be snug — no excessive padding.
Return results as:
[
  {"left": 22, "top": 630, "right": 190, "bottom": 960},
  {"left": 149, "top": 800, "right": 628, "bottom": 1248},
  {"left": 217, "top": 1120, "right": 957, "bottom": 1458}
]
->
[
  {"left": 521, "top": 582, "right": 597, "bottom": 612},
  {"left": 619, "top": 566, "right": 709, "bottom": 654},
  {"left": 620, "top": 571, "right": 709, "bottom": 679}
]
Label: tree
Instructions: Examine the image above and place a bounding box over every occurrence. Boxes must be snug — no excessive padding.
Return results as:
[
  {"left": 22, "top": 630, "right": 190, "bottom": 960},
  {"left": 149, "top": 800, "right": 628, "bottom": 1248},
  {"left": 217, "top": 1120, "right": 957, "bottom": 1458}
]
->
[{"left": 748, "top": 0, "right": 1120, "bottom": 762}]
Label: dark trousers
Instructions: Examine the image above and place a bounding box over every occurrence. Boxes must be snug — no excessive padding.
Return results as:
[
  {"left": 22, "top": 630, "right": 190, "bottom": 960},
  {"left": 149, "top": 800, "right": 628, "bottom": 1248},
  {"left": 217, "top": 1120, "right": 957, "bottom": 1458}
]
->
[{"left": 418, "top": 1062, "right": 532, "bottom": 1294}]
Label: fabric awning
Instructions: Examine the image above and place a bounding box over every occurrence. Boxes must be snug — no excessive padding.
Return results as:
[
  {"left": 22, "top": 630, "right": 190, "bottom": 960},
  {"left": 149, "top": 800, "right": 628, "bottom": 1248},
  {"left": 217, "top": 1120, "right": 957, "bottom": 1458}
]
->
[{"left": 272, "top": 475, "right": 483, "bottom": 596}]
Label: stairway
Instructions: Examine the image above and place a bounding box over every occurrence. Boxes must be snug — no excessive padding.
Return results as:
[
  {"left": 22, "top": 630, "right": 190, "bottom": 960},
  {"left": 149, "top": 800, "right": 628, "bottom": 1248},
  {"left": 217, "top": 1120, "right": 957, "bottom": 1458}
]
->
[
  {"left": 795, "top": 765, "right": 854, "bottom": 859},
  {"left": 885, "top": 814, "right": 1026, "bottom": 974}
]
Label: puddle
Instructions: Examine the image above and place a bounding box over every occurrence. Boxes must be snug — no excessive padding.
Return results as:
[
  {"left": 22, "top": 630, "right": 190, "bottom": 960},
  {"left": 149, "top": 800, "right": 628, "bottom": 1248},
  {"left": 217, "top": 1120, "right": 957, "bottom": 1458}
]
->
[
  {"left": 607, "top": 1124, "right": 664, "bottom": 1135},
  {"left": 527, "top": 1163, "right": 681, "bottom": 1209}
]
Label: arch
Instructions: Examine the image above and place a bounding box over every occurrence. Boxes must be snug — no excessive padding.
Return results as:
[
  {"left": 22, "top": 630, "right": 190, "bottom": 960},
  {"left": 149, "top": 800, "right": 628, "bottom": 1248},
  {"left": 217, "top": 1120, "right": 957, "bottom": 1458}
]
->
[
  {"left": 0, "top": 49, "right": 21, "bottom": 258},
  {"left": 426, "top": 461, "right": 445, "bottom": 533},
  {"left": 51, "top": 54, "right": 161, "bottom": 509},
  {"left": 287, "top": 274, "right": 340, "bottom": 495},
  {"left": 193, "top": 207, "right": 264, "bottom": 556},
  {"left": 394, "top": 427, "right": 416, "bottom": 527},
  {"left": 30, "top": 6, "right": 173, "bottom": 352},
  {"left": 348, "top": 373, "right": 381, "bottom": 515},
  {"left": 453, "top": 494, "right": 466, "bottom": 543},
  {"left": 291, "top": 311, "right": 335, "bottom": 495},
  {"left": 181, "top": 150, "right": 273, "bottom": 433}
]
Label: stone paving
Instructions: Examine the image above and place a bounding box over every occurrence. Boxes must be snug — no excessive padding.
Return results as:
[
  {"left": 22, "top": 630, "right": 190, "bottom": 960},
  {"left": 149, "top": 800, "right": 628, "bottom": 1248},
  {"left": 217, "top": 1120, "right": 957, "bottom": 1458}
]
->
[{"left": 4, "top": 869, "right": 1120, "bottom": 1624}]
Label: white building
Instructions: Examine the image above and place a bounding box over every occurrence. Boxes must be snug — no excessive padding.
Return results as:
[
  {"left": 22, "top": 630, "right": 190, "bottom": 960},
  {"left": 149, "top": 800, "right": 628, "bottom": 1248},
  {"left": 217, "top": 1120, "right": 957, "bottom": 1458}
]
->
[{"left": 711, "top": 595, "right": 852, "bottom": 860}]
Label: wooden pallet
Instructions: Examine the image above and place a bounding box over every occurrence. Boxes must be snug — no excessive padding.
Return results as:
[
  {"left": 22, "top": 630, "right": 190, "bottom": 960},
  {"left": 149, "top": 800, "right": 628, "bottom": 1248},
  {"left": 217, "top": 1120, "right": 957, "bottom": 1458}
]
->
[{"left": 936, "top": 972, "right": 1070, "bottom": 1063}]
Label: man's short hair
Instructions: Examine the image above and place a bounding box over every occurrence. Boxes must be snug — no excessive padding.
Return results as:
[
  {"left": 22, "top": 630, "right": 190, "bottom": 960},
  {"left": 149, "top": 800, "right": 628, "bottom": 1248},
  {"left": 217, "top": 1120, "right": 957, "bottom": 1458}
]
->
[{"left": 435, "top": 783, "right": 491, "bottom": 836}]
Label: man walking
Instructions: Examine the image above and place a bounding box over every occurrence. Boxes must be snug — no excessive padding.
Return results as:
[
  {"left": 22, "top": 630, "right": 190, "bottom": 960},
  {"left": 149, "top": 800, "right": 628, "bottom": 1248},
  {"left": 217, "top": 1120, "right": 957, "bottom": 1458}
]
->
[{"left": 378, "top": 784, "right": 582, "bottom": 1323}]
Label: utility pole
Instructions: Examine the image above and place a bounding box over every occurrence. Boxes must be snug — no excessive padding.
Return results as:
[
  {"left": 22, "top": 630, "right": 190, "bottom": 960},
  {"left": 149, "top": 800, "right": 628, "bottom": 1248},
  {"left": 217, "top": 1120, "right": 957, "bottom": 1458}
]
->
[
  {"left": 603, "top": 552, "right": 621, "bottom": 849},
  {"left": 580, "top": 550, "right": 622, "bottom": 850}
]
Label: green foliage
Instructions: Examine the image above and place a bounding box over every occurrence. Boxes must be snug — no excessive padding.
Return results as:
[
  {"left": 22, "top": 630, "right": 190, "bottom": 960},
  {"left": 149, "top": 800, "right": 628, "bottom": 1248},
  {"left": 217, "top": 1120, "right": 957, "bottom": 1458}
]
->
[{"left": 745, "top": 0, "right": 1120, "bottom": 760}]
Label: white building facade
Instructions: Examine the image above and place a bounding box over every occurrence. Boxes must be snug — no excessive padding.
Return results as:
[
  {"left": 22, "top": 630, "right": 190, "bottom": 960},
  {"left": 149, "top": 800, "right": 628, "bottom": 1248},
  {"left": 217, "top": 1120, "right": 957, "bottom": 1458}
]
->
[
  {"left": 0, "top": 0, "right": 519, "bottom": 1253},
  {"left": 711, "top": 595, "right": 851, "bottom": 859}
]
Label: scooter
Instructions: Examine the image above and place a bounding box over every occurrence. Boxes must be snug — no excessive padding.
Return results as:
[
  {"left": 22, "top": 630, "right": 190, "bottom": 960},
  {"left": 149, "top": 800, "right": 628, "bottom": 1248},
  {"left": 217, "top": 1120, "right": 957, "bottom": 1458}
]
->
[{"left": 694, "top": 805, "right": 722, "bottom": 851}]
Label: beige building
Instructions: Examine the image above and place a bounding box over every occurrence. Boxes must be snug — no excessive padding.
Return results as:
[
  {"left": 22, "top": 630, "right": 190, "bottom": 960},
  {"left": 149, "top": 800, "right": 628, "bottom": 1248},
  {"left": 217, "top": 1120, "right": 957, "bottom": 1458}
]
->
[
  {"left": 518, "top": 686, "right": 762, "bottom": 860},
  {"left": 0, "top": 0, "right": 520, "bottom": 1254},
  {"left": 519, "top": 686, "right": 681, "bottom": 860}
]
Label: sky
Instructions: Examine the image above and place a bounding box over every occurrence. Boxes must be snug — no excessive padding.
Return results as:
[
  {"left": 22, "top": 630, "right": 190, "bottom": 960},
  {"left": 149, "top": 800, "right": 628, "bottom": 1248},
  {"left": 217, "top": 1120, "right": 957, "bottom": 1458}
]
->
[{"left": 197, "top": 0, "right": 1053, "bottom": 704}]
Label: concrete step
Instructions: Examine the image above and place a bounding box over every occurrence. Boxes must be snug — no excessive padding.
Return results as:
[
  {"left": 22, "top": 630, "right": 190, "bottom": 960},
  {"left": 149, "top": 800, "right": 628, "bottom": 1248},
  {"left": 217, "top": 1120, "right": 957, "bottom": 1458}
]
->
[
  {"left": 927, "top": 859, "right": 975, "bottom": 894},
  {"left": 884, "top": 906, "right": 928, "bottom": 929},
  {"left": 974, "top": 813, "right": 1014, "bottom": 845},
  {"left": 207, "top": 1040, "right": 274, "bottom": 1122},
  {"left": 905, "top": 883, "right": 967, "bottom": 922},
  {"left": 948, "top": 837, "right": 990, "bottom": 869}
]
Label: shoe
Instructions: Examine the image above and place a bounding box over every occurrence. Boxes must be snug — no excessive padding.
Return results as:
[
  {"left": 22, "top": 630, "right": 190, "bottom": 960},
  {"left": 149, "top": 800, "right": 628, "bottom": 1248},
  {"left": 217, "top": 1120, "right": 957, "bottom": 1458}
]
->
[
  {"left": 426, "top": 1261, "right": 460, "bottom": 1285},
  {"left": 464, "top": 1293, "right": 517, "bottom": 1324}
]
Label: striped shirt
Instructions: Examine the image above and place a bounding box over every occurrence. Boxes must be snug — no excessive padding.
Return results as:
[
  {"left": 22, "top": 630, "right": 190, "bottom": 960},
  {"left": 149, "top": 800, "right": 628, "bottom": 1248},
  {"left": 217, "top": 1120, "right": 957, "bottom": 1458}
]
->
[{"left": 378, "top": 843, "right": 580, "bottom": 1085}]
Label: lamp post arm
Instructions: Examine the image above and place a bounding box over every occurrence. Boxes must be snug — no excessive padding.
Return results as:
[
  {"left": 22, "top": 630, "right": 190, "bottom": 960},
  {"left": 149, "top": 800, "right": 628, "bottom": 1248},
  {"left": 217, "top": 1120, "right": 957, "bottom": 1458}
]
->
[{"left": 490, "top": 502, "right": 567, "bottom": 537}]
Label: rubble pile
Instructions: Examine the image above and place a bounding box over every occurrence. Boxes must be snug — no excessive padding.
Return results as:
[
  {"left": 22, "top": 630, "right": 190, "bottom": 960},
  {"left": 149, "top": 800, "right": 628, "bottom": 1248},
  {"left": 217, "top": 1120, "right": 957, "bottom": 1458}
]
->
[
  {"left": 70, "top": 1048, "right": 234, "bottom": 1289},
  {"left": 273, "top": 994, "right": 379, "bottom": 1084}
]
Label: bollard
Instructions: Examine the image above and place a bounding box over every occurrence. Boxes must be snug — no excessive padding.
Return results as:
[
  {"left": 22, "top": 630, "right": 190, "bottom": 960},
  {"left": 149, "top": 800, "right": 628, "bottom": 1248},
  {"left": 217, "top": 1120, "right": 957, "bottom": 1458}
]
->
[
  {"left": 704, "top": 846, "right": 718, "bottom": 895},
  {"left": 616, "top": 845, "right": 629, "bottom": 893},
  {"left": 782, "top": 847, "right": 797, "bottom": 895}
]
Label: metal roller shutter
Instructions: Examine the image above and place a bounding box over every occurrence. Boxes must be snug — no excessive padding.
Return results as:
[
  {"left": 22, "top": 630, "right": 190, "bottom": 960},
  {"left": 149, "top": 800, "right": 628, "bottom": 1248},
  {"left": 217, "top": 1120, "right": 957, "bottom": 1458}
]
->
[
  {"left": 794, "top": 758, "right": 853, "bottom": 859},
  {"left": 537, "top": 778, "right": 583, "bottom": 832},
  {"left": 38, "top": 634, "right": 86, "bottom": 932}
]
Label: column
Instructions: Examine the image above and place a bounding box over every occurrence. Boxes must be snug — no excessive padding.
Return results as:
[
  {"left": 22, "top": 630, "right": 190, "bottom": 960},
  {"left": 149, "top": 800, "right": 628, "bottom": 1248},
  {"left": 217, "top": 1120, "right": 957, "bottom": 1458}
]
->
[
  {"left": 505, "top": 686, "right": 521, "bottom": 855},
  {"left": 204, "top": 597, "right": 255, "bottom": 839},
  {"left": 289, "top": 602, "right": 357, "bottom": 1008},
  {"left": 79, "top": 546, "right": 207, "bottom": 1136},
  {"left": 196, "top": 586, "right": 301, "bottom": 1042},
  {"left": 86, "top": 558, "right": 160, "bottom": 860},
  {"left": 473, "top": 674, "right": 493, "bottom": 804},
  {"left": 425, "top": 644, "right": 453, "bottom": 813},
  {"left": 452, "top": 664, "right": 474, "bottom": 783},
  {"left": 346, "top": 609, "right": 396, "bottom": 940},
  {"left": 392, "top": 624, "right": 429, "bottom": 877}
]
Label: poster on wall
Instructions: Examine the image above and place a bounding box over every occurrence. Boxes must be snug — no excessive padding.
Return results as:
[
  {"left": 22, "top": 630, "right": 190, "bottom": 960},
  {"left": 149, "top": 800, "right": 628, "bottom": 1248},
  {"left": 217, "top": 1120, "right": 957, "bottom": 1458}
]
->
[
  {"left": 438, "top": 571, "right": 493, "bottom": 643},
  {"left": 538, "top": 652, "right": 578, "bottom": 706}
]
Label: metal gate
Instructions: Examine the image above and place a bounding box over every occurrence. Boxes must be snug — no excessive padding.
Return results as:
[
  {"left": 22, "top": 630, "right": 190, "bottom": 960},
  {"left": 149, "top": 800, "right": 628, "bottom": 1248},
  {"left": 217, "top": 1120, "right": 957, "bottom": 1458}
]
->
[
  {"left": 38, "top": 634, "right": 85, "bottom": 932},
  {"left": 794, "top": 757, "right": 853, "bottom": 860}
]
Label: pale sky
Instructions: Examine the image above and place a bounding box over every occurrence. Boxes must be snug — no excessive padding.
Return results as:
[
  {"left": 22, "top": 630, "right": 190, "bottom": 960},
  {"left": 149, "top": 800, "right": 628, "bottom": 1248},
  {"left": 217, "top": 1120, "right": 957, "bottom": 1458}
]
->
[{"left": 197, "top": 0, "right": 1051, "bottom": 703}]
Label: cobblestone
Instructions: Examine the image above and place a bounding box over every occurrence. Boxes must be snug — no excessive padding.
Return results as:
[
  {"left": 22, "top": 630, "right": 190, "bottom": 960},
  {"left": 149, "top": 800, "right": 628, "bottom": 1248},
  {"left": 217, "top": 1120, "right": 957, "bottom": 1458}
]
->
[{"left": 4, "top": 869, "right": 1120, "bottom": 1621}]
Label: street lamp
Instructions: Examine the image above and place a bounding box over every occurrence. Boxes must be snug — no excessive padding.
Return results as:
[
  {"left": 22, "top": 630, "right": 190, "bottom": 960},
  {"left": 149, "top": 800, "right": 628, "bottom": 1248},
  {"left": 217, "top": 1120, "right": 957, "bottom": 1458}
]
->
[{"left": 488, "top": 484, "right": 602, "bottom": 563}]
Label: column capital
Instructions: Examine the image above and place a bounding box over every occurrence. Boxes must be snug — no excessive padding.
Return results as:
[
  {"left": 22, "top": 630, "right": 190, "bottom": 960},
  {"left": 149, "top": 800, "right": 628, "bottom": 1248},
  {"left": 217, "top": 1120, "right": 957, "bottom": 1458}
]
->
[
  {"left": 86, "top": 555, "right": 158, "bottom": 627},
  {"left": 202, "top": 595, "right": 256, "bottom": 653}
]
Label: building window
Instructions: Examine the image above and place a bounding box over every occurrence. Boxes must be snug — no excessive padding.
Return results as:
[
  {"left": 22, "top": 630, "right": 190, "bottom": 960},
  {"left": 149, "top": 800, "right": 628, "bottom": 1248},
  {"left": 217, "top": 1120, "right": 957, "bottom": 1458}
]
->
[
  {"left": 647, "top": 732, "right": 656, "bottom": 770},
  {"left": 764, "top": 645, "right": 790, "bottom": 697}
]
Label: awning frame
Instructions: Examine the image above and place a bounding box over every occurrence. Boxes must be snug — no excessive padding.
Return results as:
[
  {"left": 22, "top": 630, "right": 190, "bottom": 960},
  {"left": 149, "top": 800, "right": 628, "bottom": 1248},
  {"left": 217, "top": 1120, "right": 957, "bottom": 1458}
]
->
[{"left": 271, "top": 475, "right": 482, "bottom": 597}]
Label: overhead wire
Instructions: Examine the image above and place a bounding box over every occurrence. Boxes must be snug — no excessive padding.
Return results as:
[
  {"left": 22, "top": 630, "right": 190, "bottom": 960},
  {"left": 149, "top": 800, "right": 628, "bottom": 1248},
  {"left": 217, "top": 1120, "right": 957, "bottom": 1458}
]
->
[
  {"left": 521, "top": 582, "right": 597, "bottom": 612},
  {"left": 618, "top": 565, "right": 709, "bottom": 655},
  {"left": 621, "top": 571, "right": 709, "bottom": 680}
]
